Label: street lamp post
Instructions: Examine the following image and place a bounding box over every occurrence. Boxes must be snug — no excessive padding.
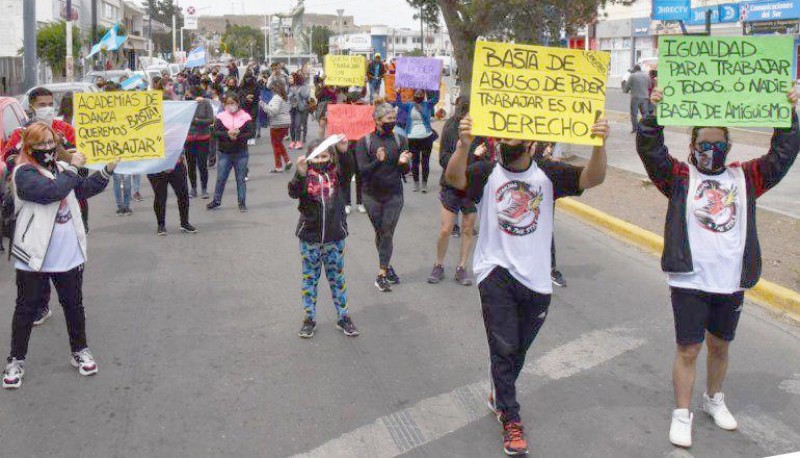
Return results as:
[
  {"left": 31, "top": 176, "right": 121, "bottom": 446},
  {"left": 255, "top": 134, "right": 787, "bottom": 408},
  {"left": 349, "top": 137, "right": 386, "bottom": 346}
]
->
[{"left": 337, "top": 9, "right": 344, "bottom": 55}]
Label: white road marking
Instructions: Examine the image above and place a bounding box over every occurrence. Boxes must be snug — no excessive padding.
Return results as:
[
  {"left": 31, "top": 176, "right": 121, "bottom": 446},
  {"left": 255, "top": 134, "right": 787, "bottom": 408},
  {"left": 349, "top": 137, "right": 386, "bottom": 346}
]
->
[
  {"left": 291, "top": 326, "right": 646, "bottom": 458},
  {"left": 779, "top": 374, "right": 800, "bottom": 395},
  {"left": 738, "top": 405, "right": 800, "bottom": 456}
]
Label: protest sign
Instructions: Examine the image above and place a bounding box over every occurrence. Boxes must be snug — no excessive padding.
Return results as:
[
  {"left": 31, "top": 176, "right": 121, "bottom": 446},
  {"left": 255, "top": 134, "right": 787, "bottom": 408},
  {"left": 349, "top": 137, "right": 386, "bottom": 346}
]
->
[
  {"left": 326, "top": 104, "right": 375, "bottom": 141},
  {"left": 324, "top": 55, "right": 366, "bottom": 87},
  {"left": 470, "top": 41, "right": 609, "bottom": 146},
  {"left": 75, "top": 90, "right": 164, "bottom": 164},
  {"left": 657, "top": 36, "right": 794, "bottom": 127},
  {"left": 385, "top": 74, "right": 416, "bottom": 102},
  {"left": 395, "top": 57, "right": 443, "bottom": 91},
  {"left": 307, "top": 134, "right": 346, "bottom": 161}
]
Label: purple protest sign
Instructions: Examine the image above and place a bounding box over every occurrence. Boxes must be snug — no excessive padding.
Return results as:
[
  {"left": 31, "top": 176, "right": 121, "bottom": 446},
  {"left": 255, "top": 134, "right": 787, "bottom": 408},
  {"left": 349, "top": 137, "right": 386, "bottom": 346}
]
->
[{"left": 395, "top": 57, "right": 443, "bottom": 91}]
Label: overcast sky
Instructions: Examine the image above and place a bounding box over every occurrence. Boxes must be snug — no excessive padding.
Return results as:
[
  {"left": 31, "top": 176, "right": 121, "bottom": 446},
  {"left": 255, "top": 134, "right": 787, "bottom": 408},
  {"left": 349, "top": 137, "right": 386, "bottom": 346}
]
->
[{"left": 182, "top": 0, "right": 423, "bottom": 29}]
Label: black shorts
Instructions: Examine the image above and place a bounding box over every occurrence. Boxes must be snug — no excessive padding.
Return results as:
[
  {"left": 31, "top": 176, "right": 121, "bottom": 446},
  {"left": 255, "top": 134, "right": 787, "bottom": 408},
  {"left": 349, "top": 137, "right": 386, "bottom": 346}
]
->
[
  {"left": 670, "top": 287, "right": 744, "bottom": 346},
  {"left": 439, "top": 187, "right": 477, "bottom": 215}
]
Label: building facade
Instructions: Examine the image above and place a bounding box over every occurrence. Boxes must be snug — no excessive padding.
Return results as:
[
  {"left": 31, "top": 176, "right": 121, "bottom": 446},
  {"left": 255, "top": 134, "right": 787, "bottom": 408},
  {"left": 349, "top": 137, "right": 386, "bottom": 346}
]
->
[{"left": 330, "top": 25, "right": 453, "bottom": 60}]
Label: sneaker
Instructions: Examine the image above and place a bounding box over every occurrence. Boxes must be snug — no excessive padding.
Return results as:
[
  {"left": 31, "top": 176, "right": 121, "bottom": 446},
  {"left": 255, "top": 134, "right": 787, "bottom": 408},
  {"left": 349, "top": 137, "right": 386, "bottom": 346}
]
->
[
  {"left": 669, "top": 409, "right": 693, "bottom": 448},
  {"left": 357, "top": 204, "right": 366, "bottom": 214},
  {"left": 206, "top": 201, "right": 221, "bottom": 210},
  {"left": 502, "top": 420, "right": 529, "bottom": 456},
  {"left": 375, "top": 274, "right": 392, "bottom": 292},
  {"left": 427, "top": 264, "right": 445, "bottom": 284},
  {"left": 124, "top": 208, "right": 133, "bottom": 216},
  {"left": 345, "top": 205, "right": 352, "bottom": 215},
  {"left": 284, "top": 161, "right": 294, "bottom": 172},
  {"left": 70, "top": 348, "right": 98, "bottom": 376},
  {"left": 239, "top": 204, "right": 248, "bottom": 213},
  {"left": 451, "top": 224, "right": 461, "bottom": 238},
  {"left": 132, "top": 192, "right": 143, "bottom": 202},
  {"left": 455, "top": 266, "right": 473, "bottom": 286},
  {"left": 413, "top": 182, "right": 420, "bottom": 192},
  {"left": 202, "top": 191, "right": 210, "bottom": 200},
  {"left": 289, "top": 141, "right": 297, "bottom": 150},
  {"left": 422, "top": 182, "right": 428, "bottom": 193},
  {"left": 157, "top": 225, "right": 167, "bottom": 236},
  {"left": 180, "top": 223, "right": 198, "bottom": 234},
  {"left": 116, "top": 208, "right": 125, "bottom": 217},
  {"left": 386, "top": 266, "right": 400, "bottom": 284},
  {"left": 336, "top": 316, "right": 360, "bottom": 337},
  {"left": 551, "top": 269, "right": 567, "bottom": 288},
  {"left": 298, "top": 318, "right": 317, "bottom": 338},
  {"left": 32, "top": 307, "right": 52, "bottom": 326},
  {"left": 190, "top": 189, "right": 198, "bottom": 199},
  {"left": 270, "top": 168, "right": 284, "bottom": 174},
  {"left": 245, "top": 175, "right": 249, "bottom": 182},
  {"left": 297, "top": 141, "right": 304, "bottom": 150},
  {"left": 2, "top": 358, "right": 24, "bottom": 389},
  {"left": 703, "top": 392, "right": 738, "bottom": 431},
  {"left": 247, "top": 139, "right": 256, "bottom": 146}
]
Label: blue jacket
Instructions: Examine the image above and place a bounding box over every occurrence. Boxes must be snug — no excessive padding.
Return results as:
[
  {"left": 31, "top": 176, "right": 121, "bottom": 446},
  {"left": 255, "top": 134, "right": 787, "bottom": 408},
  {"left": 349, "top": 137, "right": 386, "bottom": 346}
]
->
[{"left": 394, "top": 91, "right": 439, "bottom": 137}]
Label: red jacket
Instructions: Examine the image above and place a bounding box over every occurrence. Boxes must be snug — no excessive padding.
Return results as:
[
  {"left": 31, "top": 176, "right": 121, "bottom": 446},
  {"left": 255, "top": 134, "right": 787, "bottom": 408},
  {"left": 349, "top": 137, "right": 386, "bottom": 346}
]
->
[{"left": 2, "top": 119, "right": 76, "bottom": 163}]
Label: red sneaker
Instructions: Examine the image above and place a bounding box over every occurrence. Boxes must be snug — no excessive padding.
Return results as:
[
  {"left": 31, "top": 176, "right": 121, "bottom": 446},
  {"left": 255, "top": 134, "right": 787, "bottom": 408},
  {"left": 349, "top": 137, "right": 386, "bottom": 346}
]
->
[{"left": 502, "top": 420, "right": 529, "bottom": 456}]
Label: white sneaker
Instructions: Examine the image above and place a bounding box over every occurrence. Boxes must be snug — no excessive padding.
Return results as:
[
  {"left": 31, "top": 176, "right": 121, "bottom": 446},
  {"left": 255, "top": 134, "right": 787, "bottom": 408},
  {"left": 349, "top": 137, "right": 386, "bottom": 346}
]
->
[
  {"left": 33, "top": 308, "right": 53, "bottom": 326},
  {"left": 703, "top": 392, "right": 738, "bottom": 430},
  {"left": 70, "top": 348, "right": 98, "bottom": 376},
  {"left": 2, "top": 358, "right": 24, "bottom": 389},
  {"left": 345, "top": 205, "right": 352, "bottom": 215},
  {"left": 247, "top": 139, "right": 256, "bottom": 146},
  {"left": 357, "top": 204, "right": 366, "bottom": 213},
  {"left": 669, "top": 409, "right": 693, "bottom": 448}
]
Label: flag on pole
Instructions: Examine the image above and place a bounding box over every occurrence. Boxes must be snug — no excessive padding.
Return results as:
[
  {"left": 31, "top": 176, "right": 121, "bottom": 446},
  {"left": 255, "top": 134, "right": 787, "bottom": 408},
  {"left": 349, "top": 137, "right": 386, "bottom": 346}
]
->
[
  {"left": 87, "top": 23, "right": 128, "bottom": 58},
  {"left": 185, "top": 45, "right": 207, "bottom": 68},
  {"left": 120, "top": 74, "right": 147, "bottom": 90}
]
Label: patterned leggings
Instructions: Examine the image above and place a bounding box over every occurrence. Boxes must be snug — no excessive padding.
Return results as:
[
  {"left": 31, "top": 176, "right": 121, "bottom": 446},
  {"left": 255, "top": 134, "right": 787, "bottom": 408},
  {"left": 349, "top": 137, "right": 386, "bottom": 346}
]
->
[{"left": 300, "top": 240, "right": 348, "bottom": 321}]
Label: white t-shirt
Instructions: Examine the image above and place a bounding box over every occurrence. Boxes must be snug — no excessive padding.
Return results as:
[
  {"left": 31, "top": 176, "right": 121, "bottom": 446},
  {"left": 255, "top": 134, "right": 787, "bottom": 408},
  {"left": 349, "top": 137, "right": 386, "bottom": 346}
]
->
[
  {"left": 407, "top": 107, "right": 431, "bottom": 139},
  {"left": 668, "top": 166, "right": 747, "bottom": 294},
  {"left": 16, "top": 198, "right": 85, "bottom": 273},
  {"left": 467, "top": 159, "right": 583, "bottom": 294}
]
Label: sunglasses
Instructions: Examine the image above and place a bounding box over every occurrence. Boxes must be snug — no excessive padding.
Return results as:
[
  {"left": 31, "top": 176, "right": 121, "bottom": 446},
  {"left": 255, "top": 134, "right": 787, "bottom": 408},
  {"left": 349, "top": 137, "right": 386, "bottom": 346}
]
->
[{"left": 698, "top": 141, "right": 728, "bottom": 152}]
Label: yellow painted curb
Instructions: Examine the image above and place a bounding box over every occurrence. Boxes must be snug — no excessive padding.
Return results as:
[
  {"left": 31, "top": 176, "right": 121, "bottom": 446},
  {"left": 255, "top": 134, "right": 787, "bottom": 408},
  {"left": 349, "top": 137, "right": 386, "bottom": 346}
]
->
[{"left": 557, "top": 197, "right": 800, "bottom": 323}]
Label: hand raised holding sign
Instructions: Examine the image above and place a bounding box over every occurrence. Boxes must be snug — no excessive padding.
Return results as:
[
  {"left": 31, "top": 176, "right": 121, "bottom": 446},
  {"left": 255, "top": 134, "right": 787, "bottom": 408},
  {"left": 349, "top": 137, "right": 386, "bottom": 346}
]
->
[
  {"left": 788, "top": 87, "right": 798, "bottom": 109},
  {"left": 474, "top": 143, "right": 488, "bottom": 159},
  {"left": 106, "top": 157, "right": 121, "bottom": 173},
  {"left": 296, "top": 155, "right": 309, "bottom": 177},
  {"left": 591, "top": 117, "right": 611, "bottom": 144},
  {"left": 650, "top": 86, "right": 663, "bottom": 106},
  {"left": 458, "top": 115, "right": 474, "bottom": 147},
  {"left": 70, "top": 152, "right": 87, "bottom": 168}
]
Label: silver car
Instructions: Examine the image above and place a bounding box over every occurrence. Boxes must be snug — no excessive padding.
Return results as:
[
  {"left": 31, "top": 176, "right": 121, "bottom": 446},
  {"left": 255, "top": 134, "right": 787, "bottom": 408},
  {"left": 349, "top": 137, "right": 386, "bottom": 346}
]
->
[{"left": 20, "top": 82, "right": 100, "bottom": 112}]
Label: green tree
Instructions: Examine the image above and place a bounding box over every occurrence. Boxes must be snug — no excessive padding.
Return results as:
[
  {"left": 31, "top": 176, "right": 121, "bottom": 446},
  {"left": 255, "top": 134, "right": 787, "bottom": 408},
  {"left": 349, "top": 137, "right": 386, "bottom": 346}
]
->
[
  {"left": 222, "top": 25, "right": 264, "bottom": 59},
  {"left": 406, "top": 0, "right": 632, "bottom": 91},
  {"left": 309, "top": 25, "right": 332, "bottom": 59},
  {"left": 23, "top": 21, "right": 83, "bottom": 76}
]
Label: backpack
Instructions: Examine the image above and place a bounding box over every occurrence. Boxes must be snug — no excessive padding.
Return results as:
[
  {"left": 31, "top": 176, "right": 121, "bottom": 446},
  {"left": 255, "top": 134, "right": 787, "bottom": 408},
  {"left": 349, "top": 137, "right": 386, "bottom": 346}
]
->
[{"left": 364, "top": 131, "right": 405, "bottom": 152}]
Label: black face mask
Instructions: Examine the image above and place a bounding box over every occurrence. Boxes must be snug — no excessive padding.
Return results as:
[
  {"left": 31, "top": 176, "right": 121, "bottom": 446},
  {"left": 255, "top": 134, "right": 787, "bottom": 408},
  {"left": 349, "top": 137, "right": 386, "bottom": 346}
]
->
[
  {"left": 31, "top": 147, "right": 57, "bottom": 169},
  {"left": 380, "top": 122, "right": 396, "bottom": 134},
  {"left": 414, "top": 95, "right": 424, "bottom": 103},
  {"left": 499, "top": 143, "right": 527, "bottom": 165},
  {"left": 309, "top": 160, "right": 333, "bottom": 173}
]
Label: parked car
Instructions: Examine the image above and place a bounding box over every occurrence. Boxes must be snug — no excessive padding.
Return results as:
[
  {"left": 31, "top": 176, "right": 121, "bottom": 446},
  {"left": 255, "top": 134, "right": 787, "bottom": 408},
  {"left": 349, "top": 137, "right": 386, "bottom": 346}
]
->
[
  {"left": 20, "top": 82, "right": 100, "bottom": 112},
  {"left": 82, "top": 70, "right": 135, "bottom": 85},
  {"left": 621, "top": 57, "right": 658, "bottom": 91},
  {"left": 0, "top": 97, "right": 27, "bottom": 154}
]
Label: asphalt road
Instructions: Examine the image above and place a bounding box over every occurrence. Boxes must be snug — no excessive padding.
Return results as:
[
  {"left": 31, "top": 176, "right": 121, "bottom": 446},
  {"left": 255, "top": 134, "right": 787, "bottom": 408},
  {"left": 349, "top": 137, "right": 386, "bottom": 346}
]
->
[{"left": 1, "top": 121, "right": 799, "bottom": 457}]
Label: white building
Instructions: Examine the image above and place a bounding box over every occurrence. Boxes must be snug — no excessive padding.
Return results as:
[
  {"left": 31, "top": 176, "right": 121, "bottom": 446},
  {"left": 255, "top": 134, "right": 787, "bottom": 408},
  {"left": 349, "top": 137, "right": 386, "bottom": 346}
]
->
[{"left": 329, "top": 25, "right": 453, "bottom": 60}]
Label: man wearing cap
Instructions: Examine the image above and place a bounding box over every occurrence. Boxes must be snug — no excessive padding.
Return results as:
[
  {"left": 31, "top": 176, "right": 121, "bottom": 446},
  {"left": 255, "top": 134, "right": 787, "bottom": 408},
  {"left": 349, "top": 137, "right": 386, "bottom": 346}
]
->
[{"left": 368, "top": 53, "right": 386, "bottom": 104}]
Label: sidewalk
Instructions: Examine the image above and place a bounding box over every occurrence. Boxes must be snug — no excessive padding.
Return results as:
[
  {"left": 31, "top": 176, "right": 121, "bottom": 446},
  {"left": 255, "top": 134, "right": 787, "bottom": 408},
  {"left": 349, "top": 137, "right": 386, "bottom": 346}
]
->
[{"left": 566, "top": 118, "right": 800, "bottom": 219}]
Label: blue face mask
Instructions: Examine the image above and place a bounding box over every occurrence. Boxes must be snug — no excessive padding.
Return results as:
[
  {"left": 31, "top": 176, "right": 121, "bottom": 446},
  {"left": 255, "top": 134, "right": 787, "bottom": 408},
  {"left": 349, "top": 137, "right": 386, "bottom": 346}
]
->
[{"left": 692, "top": 141, "right": 729, "bottom": 173}]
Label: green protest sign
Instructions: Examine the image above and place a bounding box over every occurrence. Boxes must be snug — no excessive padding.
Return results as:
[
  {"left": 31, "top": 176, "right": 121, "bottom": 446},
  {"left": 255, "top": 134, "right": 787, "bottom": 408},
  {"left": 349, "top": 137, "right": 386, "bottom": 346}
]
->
[{"left": 657, "top": 36, "right": 794, "bottom": 128}]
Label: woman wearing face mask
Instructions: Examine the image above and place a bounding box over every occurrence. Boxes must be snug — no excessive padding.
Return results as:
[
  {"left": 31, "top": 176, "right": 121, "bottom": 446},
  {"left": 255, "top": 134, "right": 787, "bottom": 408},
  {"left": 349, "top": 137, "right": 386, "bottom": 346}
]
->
[
  {"left": 394, "top": 89, "right": 440, "bottom": 193},
  {"left": 224, "top": 76, "right": 239, "bottom": 95},
  {"left": 288, "top": 136, "right": 359, "bottom": 338},
  {"left": 208, "top": 93, "right": 255, "bottom": 212},
  {"left": 2, "top": 122, "right": 119, "bottom": 390},
  {"left": 262, "top": 79, "right": 293, "bottom": 173},
  {"left": 641, "top": 88, "right": 800, "bottom": 449},
  {"left": 288, "top": 73, "right": 311, "bottom": 150},
  {"left": 355, "top": 103, "right": 413, "bottom": 292},
  {"left": 185, "top": 86, "right": 215, "bottom": 199}
]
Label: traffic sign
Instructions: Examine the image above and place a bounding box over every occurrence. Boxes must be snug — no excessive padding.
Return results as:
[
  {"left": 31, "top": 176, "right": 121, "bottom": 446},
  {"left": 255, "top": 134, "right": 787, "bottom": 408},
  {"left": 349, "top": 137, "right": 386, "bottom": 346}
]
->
[{"left": 187, "top": 6, "right": 196, "bottom": 16}]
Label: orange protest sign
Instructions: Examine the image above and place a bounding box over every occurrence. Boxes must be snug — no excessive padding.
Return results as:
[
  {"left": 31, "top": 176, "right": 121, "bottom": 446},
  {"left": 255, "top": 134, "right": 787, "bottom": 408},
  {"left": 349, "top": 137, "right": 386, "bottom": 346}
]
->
[
  {"left": 326, "top": 104, "right": 376, "bottom": 141},
  {"left": 385, "top": 74, "right": 415, "bottom": 103}
]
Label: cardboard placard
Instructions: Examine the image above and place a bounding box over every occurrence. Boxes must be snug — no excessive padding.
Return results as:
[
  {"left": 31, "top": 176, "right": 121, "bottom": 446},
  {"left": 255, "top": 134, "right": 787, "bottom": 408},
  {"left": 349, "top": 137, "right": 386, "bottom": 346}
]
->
[
  {"left": 324, "top": 55, "right": 367, "bottom": 87},
  {"left": 395, "top": 57, "right": 443, "bottom": 91},
  {"left": 326, "top": 104, "right": 375, "bottom": 141}
]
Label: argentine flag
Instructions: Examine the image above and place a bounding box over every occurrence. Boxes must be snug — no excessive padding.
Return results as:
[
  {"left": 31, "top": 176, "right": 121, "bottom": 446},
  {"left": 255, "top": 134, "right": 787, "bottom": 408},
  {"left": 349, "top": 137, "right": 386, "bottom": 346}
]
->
[
  {"left": 88, "top": 23, "right": 128, "bottom": 57},
  {"left": 185, "top": 46, "right": 206, "bottom": 68},
  {"left": 120, "top": 74, "right": 147, "bottom": 90}
]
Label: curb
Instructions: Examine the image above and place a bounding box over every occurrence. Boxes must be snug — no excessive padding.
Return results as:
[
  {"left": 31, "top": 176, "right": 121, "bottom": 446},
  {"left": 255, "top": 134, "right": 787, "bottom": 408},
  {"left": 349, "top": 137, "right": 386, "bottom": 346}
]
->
[{"left": 557, "top": 197, "right": 800, "bottom": 324}]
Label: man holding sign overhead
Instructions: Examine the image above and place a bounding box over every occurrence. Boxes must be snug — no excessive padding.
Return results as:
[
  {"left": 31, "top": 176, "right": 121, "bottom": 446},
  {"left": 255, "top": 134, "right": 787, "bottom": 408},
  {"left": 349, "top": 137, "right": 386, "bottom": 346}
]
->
[
  {"left": 447, "top": 40, "right": 611, "bottom": 457},
  {"left": 638, "top": 35, "right": 800, "bottom": 450}
]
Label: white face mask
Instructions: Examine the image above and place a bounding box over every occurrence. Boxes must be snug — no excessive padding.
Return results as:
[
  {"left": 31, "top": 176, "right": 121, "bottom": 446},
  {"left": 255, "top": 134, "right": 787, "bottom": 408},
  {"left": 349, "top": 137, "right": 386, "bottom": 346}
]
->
[
  {"left": 34, "top": 106, "right": 55, "bottom": 123},
  {"left": 225, "top": 105, "right": 238, "bottom": 114}
]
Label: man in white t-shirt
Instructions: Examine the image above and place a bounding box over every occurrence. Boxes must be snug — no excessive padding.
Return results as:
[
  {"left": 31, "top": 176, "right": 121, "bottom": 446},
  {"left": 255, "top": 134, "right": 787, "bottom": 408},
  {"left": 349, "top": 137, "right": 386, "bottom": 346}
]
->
[
  {"left": 639, "top": 87, "right": 800, "bottom": 449},
  {"left": 446, "top": 115, "right": 609, "bottom": 456}
]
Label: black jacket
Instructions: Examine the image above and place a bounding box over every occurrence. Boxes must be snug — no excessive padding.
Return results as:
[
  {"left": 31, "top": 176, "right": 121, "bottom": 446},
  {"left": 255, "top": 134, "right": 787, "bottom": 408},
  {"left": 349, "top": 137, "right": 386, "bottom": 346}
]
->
[
  {"left": 213, "top": 117, "right": 255, "bottom": 154},
  {"left": 288, "top": 148, "right": 355, "bottom": 244},
  {"left": 636, "top": 109, "right": 800, "bottom": 288},
  {"left": 355, "top": 131, "right": 409, "bottom": 200}
]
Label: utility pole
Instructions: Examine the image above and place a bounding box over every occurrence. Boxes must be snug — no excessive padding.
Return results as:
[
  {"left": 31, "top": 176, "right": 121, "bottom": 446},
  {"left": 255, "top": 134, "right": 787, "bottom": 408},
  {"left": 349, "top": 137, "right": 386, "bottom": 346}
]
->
[
  {"left": 23, "top": 0, "right": 37, "bottom": 88},
  {"left": 420, "top": 5, "right": 424, "bottom": 55},
  {"left": 66, "top": 0, "right": 74, "bottom": 81},
  {"left": 148, "top": 0, "right": 153, "bottom": 58},
  {"left": 91, "top": 0, "right": 98, "bottom": 69},
  {"left": 337, "top": 9, "right": 344, "bottom": 55}
]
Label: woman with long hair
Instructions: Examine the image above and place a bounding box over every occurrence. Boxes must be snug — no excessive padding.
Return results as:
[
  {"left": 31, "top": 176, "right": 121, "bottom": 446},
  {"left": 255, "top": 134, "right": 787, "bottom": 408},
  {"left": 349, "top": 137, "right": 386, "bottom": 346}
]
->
[
  {"left": 262, "top": 79, "right": 292, "bottom": 173},
  {"left": 288, "top": 72, "right": 311, "bottom": 150},
  {"left": 3, "top": 122, "right": 118, "bottom": 389}
]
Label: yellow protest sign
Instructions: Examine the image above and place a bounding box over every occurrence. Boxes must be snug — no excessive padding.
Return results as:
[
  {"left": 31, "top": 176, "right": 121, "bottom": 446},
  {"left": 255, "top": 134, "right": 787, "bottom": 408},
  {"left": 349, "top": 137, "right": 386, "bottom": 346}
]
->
[
  {"left": 74, "top": 90, "right": 165, "bottom": 164},
  {"left": 470, "top": 41, "right": 610, "bottom": 146},
  {"left": 324, "top": 55, "right": 366, "bottom": 87}
]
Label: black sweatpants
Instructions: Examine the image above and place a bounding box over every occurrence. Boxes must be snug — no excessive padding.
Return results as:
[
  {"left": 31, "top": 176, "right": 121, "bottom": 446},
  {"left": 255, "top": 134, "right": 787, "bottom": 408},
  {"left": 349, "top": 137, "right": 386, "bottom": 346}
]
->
[
  {"left": 363, "top": 193, "right": 403, "bottom": 269},
  {"left": 186, "top": 140, "right": 210, "bottom": 193},
  {"left": 479, "top": 267, "right": 551, "bottom": 422},
  {"left": 147, "top": 162, "right": 190, "bottom": 227},
  {"left": 10, "top": 265, "right": 87, "bottom": 361},
  {"left": 344, "top": 150, "right": 363, "bottom": 206},
  {"left": 408, "top": 136, "right": 434, "bottom": 184}
]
